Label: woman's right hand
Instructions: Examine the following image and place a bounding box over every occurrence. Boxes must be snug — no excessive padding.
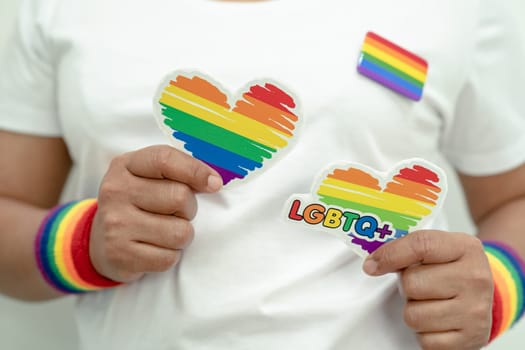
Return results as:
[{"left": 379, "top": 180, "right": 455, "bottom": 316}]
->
[{"left": 89, "top": 145, "right": 223, "bottom": 283}]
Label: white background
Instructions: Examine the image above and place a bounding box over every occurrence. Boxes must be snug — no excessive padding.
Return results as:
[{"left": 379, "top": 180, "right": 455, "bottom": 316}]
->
[{"left": 0, "top": 0, "right": 523, "bottom": 349}]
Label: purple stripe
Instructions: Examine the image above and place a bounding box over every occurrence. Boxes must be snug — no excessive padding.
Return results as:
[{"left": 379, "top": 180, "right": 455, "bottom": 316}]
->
[
  {"left": 485, "top": 240, "right": 525, "bottom": 274},
  {"left": 357, "top": 65, "right": 421, "bottom": 101},
  {"left": 203, "top": 161, "right": 244, "bottom": 185},
  {"left": 351, "top": 236, "right": 385, "bottom": 254}
]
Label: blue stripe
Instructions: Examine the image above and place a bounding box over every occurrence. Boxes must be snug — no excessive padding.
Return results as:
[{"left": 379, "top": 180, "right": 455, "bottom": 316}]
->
[
  {"left": 174, "top": 131, "right": 262, "bottom": 176},
  {"left": 39, "top": 202, "right": 83, "bottom": 293},
  {"left": 360, "top": 58, "right": 423, "bottom": 96},
  {"left": 392, "top": 229, "right": 409, "bottom": 239}
]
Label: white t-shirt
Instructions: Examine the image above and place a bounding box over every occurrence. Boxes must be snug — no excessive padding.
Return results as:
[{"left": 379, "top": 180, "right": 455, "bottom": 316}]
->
[{"left": 1, "top": 0, "right": 525, "bottom": 349}]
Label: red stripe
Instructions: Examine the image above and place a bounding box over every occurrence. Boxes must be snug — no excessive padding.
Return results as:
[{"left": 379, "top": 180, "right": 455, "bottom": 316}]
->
[
  {"left": 366, "top": 32, "right": 428, "bottom": 68},
  {"left": 70, "top": 203, "right": 121, "bottom": 288},
  {"left": 490, "top": 284, "right": 504, "bottom": 342},
  {"left": 396, "top": 165, "right": 440, "bottom": 189},
  {"left": 244, "top": 83, "right": 298, "bottom": 120}
]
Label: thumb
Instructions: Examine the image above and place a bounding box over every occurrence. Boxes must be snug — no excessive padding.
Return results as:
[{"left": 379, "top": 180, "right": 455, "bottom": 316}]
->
[
  {"left": 126, "top": 145, "right": 223, "bottom": 193},
  {"left": 176, "top": 156, "right": 224, "bottom": 193},
  {"left": 201, "top": 166, "right": 223, "bottom": 193}
]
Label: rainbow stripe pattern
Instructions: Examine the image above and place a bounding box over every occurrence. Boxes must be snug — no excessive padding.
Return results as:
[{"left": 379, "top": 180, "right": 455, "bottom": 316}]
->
[
  {"left": 317, "top": 161, "right": 445, "bottom": 253},
  {"left": 156, "top": 73, "right": 299, "bottom": 185},
  {"left": 357, "top": 31, "right": 428, "bottom": 101},
  {"left": 483, "top": 241, "right": 525, "bottom": 342},
  {"left": 35, "top": 199, "right": 120, "bottom": 293}
]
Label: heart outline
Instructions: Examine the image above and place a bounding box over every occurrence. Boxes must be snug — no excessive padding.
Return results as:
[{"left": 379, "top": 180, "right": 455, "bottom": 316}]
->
[
  {"left": 153, "top": 71, "right": 302, "bottom": 187},
  {"left": 283, "top": 158, "right": 448, "bottom": 257}
]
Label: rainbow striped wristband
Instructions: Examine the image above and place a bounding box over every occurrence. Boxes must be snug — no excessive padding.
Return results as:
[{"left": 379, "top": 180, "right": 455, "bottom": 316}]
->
[
  {"left": 35, "top": 199, "right": 120, "bottom": 293},
  {"left": 483, "top": 241, "right": 525, "bottom": 342}
]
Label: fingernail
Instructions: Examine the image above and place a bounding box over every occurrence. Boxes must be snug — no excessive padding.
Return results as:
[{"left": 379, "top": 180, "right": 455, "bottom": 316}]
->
[
  {"left": 207, "top": 175, "right": 223, "bottom": 192},
  {"left": 363, "top": 257, "right": 378, "bottom": 275}
]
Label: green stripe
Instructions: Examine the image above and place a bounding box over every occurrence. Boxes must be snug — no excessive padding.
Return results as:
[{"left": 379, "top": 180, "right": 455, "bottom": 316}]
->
[
  {"left": 485, "top": 246, "right": 523, "bottom": 324},
  {"left": 46, "top": 203, "right": 84, "bottom": 292},
  {"left": 161, "top": 103, "right": 276, "bottom": 163},
  {"left": 318, "top": 194, "right": 421, "bottom": 231},
  {"left": 362, "top": 52, "right": 424, "bottom": 87}
]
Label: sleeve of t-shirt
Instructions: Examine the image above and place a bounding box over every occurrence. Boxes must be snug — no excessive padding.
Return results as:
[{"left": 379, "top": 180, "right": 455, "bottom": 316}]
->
[
  {"left": 0, "top": 0, "right": 61, "bottom": 137},
  {"left": 441, "top": 0, "right": 525, "bottom": 176}
]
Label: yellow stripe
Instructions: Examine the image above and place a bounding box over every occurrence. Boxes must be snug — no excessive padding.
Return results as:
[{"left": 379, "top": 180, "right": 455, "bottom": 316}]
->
[
  {"left": 487, "top": 253, "right": 518, "bottom": 331},
  {"left": 161, "top": 85, "right": 290, "bottom": 149},
  {"left": 318, "top": 178, "right": 433, "bottom": 217},
  {"left": 362, "top": 43, "right": 427, "bottom": 83},
  {"left": 53, "top": 200, "right": 95, "bottom": 290}
]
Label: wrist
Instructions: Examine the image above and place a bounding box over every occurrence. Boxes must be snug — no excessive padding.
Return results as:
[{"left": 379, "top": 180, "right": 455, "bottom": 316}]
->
[
  {"left": 34, "top": 199, "right": 121, "bottom": 293},
  {"left": 482, "top": 240, "right": 525, "bottom": 343}
]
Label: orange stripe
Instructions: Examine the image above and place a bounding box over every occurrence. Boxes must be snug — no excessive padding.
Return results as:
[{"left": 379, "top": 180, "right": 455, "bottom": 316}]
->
[
  {"left": 233, "top": 94, "right": 296, "bottom": 136},
  {"left": 170, "top": 76, "right": 230, "bottom": 108},
  {"left": 242, "top": 94, "right": 298, "bottom": 123},
  {"left": 365, "top": 36, "right": 428, "bottom": 74},
  {"left": 385, "top": 176, "right": 439, "bottom": 204},
  {"left": 328, "top": 168, "right": 381, "bottom": 190}
]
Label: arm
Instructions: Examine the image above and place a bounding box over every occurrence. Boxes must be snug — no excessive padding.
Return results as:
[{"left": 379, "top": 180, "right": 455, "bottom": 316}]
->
[
  {"left": 0, "top": 130, "right": 223, "bottom": 301},
  {"left": 459, "top": 164, "right": 525, "bottom": 255},
  {"left": 0, "top": 130, "right": 72, "bottom": 301},
  {"left": 361, "top": 162, "right": 525, "bottom": 349}
]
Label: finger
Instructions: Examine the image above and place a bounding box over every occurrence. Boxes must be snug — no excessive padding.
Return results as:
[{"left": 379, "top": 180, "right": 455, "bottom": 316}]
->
[
  {"left": 416, "top": 331, "right": 467, "bottom": 350},
  {"left": 109, "top": 242, "right": 183, "bottom": 281},
  {"left": 129, "top": 177, "right": 197, "bottom": 219},
  {"left": 126, "top": 242, "right": 183, "bottom": 273},
  {"left": 401, "top": 263, "right": 461, "bottom": 300},
  {"left": 126, "top": 145, "right": 222, "bottom": 192},
  {"left": 404, "top": 299, "right": 462, "bottom": 333},
  {"left": 363, "top": 230, "right": 468, "bottom": 276},
  {"left": 129, "top": 211, "right": 194, "bottom": 250}
]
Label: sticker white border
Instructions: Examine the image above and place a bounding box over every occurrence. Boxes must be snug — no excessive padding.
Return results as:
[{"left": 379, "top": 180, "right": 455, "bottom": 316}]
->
[
  {"left": 152, "top": 70, "right": 303, "bottom": 189},
  {"left": 282, "top": 158, "right": 448, "bottom": 258}
]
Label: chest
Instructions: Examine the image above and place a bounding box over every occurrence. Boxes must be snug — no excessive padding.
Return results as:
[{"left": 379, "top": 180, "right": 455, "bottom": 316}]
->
[{"left": 51, "top": 0, "right": 477, "bottom": 165}]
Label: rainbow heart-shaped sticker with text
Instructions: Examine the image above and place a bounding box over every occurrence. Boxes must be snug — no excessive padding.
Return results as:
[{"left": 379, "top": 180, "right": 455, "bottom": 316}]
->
[
  {"left": 154, "top": 72, "right": 301, "bottom": 186},
  {"left": 284, "top": 159, "right": 447, "bottom": 257}
]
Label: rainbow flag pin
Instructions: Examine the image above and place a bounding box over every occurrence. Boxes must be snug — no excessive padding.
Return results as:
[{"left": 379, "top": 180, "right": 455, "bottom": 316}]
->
[{"left": 357, "top": 32, "right": 428, "bottom": 101}]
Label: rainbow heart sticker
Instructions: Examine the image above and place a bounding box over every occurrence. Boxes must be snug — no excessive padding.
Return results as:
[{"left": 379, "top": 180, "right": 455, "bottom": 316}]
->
[
  {"left": 284, "top": 159, "right": 447, "bottom": 257},
  {"left": 154, "top": 72, "right": 301, "bottom": 186}
]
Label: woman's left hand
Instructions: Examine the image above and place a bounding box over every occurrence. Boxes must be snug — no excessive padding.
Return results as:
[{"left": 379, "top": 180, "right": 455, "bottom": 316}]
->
[{"left": 363, "top": 230, "right": 493, "bottom": 350}]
